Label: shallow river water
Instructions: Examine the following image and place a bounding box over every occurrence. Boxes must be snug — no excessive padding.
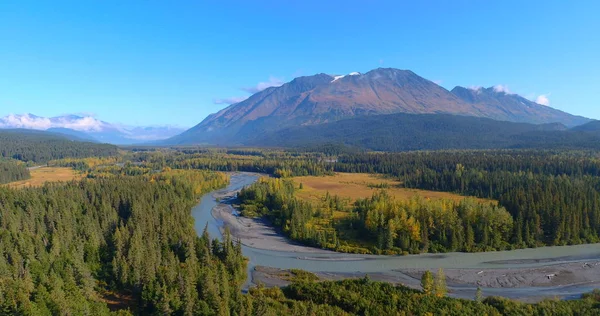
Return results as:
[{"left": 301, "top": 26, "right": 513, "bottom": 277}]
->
[{"left": 192, "top": 173, "right": 600, "bottom": 300}]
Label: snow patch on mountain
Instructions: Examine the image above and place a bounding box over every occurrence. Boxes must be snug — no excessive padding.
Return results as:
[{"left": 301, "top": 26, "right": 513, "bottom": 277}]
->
[{"left": 331, "top": 72, "right": 361, "bottom": 82}]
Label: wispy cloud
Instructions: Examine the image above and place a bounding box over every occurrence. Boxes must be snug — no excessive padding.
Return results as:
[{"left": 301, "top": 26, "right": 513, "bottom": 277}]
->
[
  {"left": 535, "top": 94, "right": 550, "bottom": 106},
  {"left": 242, "top": 76, "right": 285, "bottom": 93},
  {"left": 214, "top": 76, "right": 285, "bottom": 106},
  {"left": 213, "top": 96, "right": 248, "bottom": 105},
  {"left": 493, "top": 84, "right": 511, "bottom": 94},
  {"left": 433, "top": 79, "right": 443, "bottom": 85}
]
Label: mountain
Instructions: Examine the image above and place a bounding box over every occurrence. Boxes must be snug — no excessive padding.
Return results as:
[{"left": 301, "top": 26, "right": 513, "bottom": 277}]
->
[
  {"left": 170, "top": 68, "right": 591, "bottom": 145},
  {"left": 247, "top": 113, "right": 599, "bottom": 152},
  {"left": 571, "top": 120, "right": 600, "bottom": 134},
  {"left": 47, "top": 127, "right": 99, "bottom": 142},
  {"left": 0, "top": 113, "right": 186, "bottom": 145},
  {"left": 451, "top": 86, "right": 590, "bottom": 127}
]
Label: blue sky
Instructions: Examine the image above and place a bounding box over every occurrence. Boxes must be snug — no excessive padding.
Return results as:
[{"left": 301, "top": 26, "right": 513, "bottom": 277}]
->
[{"left": 1, "top": 1, "right": 599, "bottom": 127}]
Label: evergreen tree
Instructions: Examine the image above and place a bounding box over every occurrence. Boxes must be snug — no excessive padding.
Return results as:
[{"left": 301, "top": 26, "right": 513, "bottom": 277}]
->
[
  {"left": 475, "top": 286, "right": 483, "bottom": 302},
  {"left": 434, "top": 268, "right": 447, "bottom": 297},
  {"left": 421, "top": 271, "right": 434, "bottom": 295}
]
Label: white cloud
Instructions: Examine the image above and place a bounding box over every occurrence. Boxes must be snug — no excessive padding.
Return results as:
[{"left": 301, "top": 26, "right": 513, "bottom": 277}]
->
[
  {"left": 242, "top": 76, "right": 285, "bottom": 93},
  {"left": 468, "top": 85, "right": 482, "bottom": 91},
  {"left": 213, "top": 96, "right": 248, "bottom": 105},
  {"left": 56, "top": 116, "right": 104, "bottom": 131},
  {"left": 0, "top": 113, "right": 104, "bottom": 131},
  {"left": 535, "top": 94, "right": 550, "bottom": 106},
  {"left": 0, "top": 114, "right": 52, "bottom": 130},
  {"left": 493, "top": 84, "right": 511, "bottom": 94},
  {"left": 433, "top": 80, "right": 443, "bottom": 85}
]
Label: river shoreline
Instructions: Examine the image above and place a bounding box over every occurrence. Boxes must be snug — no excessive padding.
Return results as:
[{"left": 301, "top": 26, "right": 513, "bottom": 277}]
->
[
  {"left": 198, "top": 172, "right": 600, "bottom": 302},
  {"left": 211, "top": 189, "right": 334, "bottom": 254}
]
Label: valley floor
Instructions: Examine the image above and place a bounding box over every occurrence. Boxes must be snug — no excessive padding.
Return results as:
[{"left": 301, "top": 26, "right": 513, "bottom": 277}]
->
[
  {"left": 6, "top": 166, "right": 82, "bottom": 188},
  {"left": 211, "top": 180, "right": 600, "bottom": 302},
  {"left": 294, "top": 172, "right": 496, "bottom": 205}
]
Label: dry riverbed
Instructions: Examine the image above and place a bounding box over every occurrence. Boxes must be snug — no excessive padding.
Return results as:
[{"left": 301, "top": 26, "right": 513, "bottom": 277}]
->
[
  {"left": 252, "top": 263, "right": 600, "bottom": 302},
  {"left": 212, "top": 190, "right": 333, "bottom": 254},
  {"left": 403, "top": 260, "right": 600, "bottom": 289}
]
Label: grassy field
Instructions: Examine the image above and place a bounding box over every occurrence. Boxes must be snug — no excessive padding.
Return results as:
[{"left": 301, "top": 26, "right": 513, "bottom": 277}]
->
[
  {"left": 7, "top": 167, "right": 83, "bottom": 188},
  {"left": 294, "top": 173, "right": 495, "bottom": 205},
  {"left": 293, "top": 173, "right": 497, "bottom": 252}
]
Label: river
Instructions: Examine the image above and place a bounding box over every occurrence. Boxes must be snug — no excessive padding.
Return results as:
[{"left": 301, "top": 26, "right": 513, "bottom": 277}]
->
[{"left": 192, "top": 172, "right": 600, "bottom": 301}]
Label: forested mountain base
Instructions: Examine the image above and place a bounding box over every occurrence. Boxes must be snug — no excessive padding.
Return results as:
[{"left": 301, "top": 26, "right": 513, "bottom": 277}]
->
[{"left": 248, "top": 113, "right": 600, "bottom": 152}]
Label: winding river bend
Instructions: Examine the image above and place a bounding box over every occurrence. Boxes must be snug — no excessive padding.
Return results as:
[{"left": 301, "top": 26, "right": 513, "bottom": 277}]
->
[{"left": 192, "top": 173, "right": 600, "bottom": 301}]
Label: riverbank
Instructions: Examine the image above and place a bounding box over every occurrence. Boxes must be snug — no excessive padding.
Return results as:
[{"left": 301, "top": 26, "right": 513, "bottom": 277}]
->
[
  {"left": 403, "top": 260, "right": 600, "bottom": 289},
  {"left": 252, "top": 263, "right": 600, "bottom": 302},
  {"left": 212, "top": 187, "right": 333, "bottom": 254}
]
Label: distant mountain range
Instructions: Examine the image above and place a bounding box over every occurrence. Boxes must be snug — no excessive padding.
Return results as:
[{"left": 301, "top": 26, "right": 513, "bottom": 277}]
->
[
  {"left": 169, "top": 68, "right": 591, "bottom": 146},
  {"left": 0, "top": 113, "right": 186, "bottom": 145}
]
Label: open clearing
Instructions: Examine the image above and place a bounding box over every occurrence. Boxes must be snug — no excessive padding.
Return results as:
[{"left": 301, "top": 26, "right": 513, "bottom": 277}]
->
[
  {"left": 294, "top": 173, "right": 495, "bottom": 204},
  {"left": 7, "top": 167, "right": 83, "bottom": 188}
]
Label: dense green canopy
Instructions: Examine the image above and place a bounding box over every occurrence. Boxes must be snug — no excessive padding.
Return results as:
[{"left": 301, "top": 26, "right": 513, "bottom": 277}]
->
[{"left": 0, "top": 130, "right": 118, "bottom": 163}]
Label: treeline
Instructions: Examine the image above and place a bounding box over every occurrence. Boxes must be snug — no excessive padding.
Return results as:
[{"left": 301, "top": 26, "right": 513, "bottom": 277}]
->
[
  {"left": 133, "top": 151, "right": 335, "bottom": 177},
  {"left": 0, "top": 130, "right": 118, "bottom": 163},
  {"left": 334, "top": 151, "right": 600, "bottom": 247},
  {"left": 354, "top": 192, "right": 513, "bottom": 253},
  {"left": 0, "top": 160, "right": 30, "bottom": 184},
  {"left": 0, "top": 170, "right": 250, "bottom": 315},
  {"left": 334, "top": 150, "right": 600, "bottom": 178},
  {"left": 238, "top": 178, "right": 513, "bottom": 254},
  {"left": 48, "top": 157, "right": 121, "bottom": 171}
]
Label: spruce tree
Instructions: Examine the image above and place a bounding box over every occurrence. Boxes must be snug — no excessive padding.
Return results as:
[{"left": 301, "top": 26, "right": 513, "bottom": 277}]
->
[
  {"left": 421, "top": 271, "right": 434, "bottom": 295},
  {"left": 475, "top": 286, "right": 483, "bottom": 302},
  {"left": 434, "top": 268, "right": 447, "bottom": 297}
]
